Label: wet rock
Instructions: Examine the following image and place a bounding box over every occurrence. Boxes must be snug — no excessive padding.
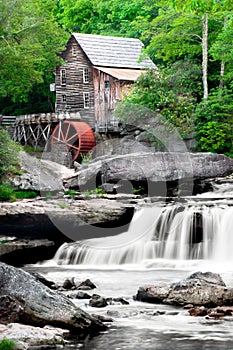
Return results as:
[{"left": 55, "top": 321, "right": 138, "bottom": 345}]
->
[
  {"left": 68, "top": 291, "right": 92, "bottom": 299},
  {"left": 92, "top": 314, "right": 113, "bottom": 323},
  {"left": 189, "top": 306, "right": 208, "bottom": 317},
  {"left": 135, "top": 284, "right": 169, "bottom": 303},
  {"left": 106, "top": 310, "right": 121, "bottom": 317},
  {"left": 63, "top": 277, "right": 76, "bottom": 290},
  {"left": 77, "top": 279, "right": 96, "bottom": 290},
  {"left": 106, "top": 297, "right": 129, "bottom": 305},
  {"left": 0, "top": 262, "right": 105, "bottom": 332},
  {"left": 136, "top": 272, "right": 233, "bottom": 307},
  {"left": 183, "top": 304, "right": 194, "bottom": 309},
  {"left": 207, "top": 311, "right": 225, "bottom": 318},
  {"left": 0, "top": 295, "right": 23, "bottom": 324},
  {"left": 165, "top": 311, "right": 179, "bottom": 316},
  {"left": 215, "top": 306, "right": 233, "bottom": 316},
  {"left": 12, "top": 151, "right": 74, "bottom": 192},
  {"left": 29, "top": 272, "right": 55, "bottom": 289},
  {"left": 65, "top": 152, "right": 233, "bottom": 190},
  {"left": 187, "top": 271, "right": 226, "bottom": 286},
  {"left": 89, "top": 294, "right": 108, "bottom": 308},
  {"left": 0, "top": 323, "right": 69, "bottom": 349}
]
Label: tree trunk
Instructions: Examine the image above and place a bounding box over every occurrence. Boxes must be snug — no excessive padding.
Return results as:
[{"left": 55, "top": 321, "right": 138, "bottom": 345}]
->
[
  {"left": 219, "top": 61, "right": 225, "bottom": 90},
  {"left": 219, "top": 17, "right": 227, "bottom": 91},
  {"left": 202, "top": 13, "right": 208, "bottom": 99}
]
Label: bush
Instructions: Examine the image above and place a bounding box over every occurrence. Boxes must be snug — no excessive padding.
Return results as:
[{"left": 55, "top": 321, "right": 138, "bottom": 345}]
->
[
  {"left": 0, "top": 338, "right": 15, "bottom": 350},
  {"left": 195, "top": 89, "right": 233, "bottom": 154},
  {"left": 196, "top": 121, "right": 232, "bottom": 153},
  {"left": 0, "top": 128, "right": 22, "bottom": 181},
  {"left": 0, "top": 184, "right": 16, "bottom": 201},
  {"left": 14, "top": 190, "right": 38, "bottom": 199},
  {"left": 0, "top": 185, "right": 38, "bottom": 202}
]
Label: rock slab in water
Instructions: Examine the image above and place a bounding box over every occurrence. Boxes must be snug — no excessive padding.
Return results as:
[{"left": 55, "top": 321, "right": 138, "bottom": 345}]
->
[
  {"left": 65, "top": 152, "right": 233, "bottom": 190},
  {"left": 136, "top": 272, "right": 233, "bottom": 307},
  {"left": 0, "top": 262, "right": 105, "bottom": 332}
]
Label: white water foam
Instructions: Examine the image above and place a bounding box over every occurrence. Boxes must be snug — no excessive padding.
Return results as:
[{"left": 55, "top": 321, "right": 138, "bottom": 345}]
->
[{"left": 53, "top": 199, "right": 233, "bottom": 266}]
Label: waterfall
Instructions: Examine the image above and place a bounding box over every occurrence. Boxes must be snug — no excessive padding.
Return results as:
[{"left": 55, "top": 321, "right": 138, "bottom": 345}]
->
[{"left": 54, "top": 200, "right": 233, "bottom": 265}]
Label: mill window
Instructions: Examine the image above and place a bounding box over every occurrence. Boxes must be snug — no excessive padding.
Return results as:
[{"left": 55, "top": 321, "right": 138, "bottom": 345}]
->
[
  {"left": 83, "top": 92, "right": 90, "bottom": 109},
  {"left": 83, "top": 68, "right": 89, "bottom": 83},
  {"left": 72, "top": 46, "right": 77, "bottom": 56},
  {"left": 62, "top": 95, "right": 66, "bottom": 103},
  {"left": 61, "top": 69, "right": 66, "bottom": 86}
]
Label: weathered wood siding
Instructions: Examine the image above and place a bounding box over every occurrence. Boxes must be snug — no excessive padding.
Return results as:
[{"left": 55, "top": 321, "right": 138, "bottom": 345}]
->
[
  {"left": 93, "top": 68, "right": 133, "bottom": 129},
  {"left": 55, "top": 37, "right": 95, "bottom": 127}
]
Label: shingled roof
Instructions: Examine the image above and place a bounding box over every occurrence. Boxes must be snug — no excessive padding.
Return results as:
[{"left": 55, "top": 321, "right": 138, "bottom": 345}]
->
[{"left": 72, "top": 33, "right": 156, "bottom": 69}]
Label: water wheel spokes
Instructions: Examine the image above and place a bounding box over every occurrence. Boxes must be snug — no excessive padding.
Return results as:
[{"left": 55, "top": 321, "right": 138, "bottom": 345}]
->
[{"left": 51, "top": 121, "right": 95, "bottom": 161}]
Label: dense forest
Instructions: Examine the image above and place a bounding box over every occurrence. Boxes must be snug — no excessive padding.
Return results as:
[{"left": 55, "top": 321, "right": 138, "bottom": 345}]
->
[{"left": 0, "top": 0, "right": 233, "bottom": 155}]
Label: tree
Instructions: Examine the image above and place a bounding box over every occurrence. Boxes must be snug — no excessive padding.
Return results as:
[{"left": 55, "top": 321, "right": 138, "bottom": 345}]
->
[
  {"left": 0, "top": 0, "right": 67, "bottom": 104},
  {"left": 116, "top": 63, "right": 198, "bottom": 138},
  {"left": 56, "top": 0, "right": 158, "bottom": 38}
]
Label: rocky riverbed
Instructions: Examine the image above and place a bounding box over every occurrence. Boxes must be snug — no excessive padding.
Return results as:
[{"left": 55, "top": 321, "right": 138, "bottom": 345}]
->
[
  {"left": 4, "top": 264, "right": 233, "bottom": 350},
  {"left": 0, "top": 262, "right": 106, "bottom": 349},
  {"left": 0, "top": 197, "right": 134, "bottom": 265}
]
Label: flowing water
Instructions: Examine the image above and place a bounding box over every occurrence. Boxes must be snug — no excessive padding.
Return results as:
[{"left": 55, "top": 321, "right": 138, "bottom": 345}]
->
[{"left": 31, "top": 180, "right": 233, "bottom": 349}]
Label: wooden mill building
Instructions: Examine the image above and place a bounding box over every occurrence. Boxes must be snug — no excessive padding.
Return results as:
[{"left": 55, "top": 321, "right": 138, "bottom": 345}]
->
[
  {"left": 10, "top": 34, "right": 156, "bottom": 161},
  {"left": 55, "top": 33, "right": 156, "bottom": 132}
]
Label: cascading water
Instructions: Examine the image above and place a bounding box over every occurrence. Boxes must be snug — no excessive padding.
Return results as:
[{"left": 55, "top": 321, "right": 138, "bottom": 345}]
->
[{"left": 54, "top": 197, "right": 233, "bottom": 265}]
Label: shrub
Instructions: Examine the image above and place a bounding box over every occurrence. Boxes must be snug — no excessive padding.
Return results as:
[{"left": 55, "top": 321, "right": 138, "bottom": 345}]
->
[
  {"left": 0, "top": 128, "right": 22, "bottom": 181},
  {"left": 195, "top": 89, "right": 233, "bottom": 154},
  {"left": 14, "top": 190, "right": 38, "bottom": 199},
  {"left": 0, "top": 338, "right": 15, "bottom": 350},
  {"left": 0, "top": 184, "right": 16, "bottom": 201}
]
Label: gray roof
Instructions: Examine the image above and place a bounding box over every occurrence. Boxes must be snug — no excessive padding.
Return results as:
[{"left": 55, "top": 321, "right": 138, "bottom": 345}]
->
[{"left": 72, "top": 33, "right": 156, "bottom": 69}]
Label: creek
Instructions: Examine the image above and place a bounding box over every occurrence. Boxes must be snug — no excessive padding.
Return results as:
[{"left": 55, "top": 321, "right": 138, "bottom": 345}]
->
[{"left": 27, "top": 181, "right": 233, "bottom": 349}]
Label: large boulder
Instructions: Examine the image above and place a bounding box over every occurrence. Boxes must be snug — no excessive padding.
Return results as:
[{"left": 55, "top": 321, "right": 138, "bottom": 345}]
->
[
  {"left": 12, "top": 151, "right": 74, "bottom": 192},
  {"left": 136, "top": 272, "right": 233, "bottom": 307},
  {"left": 0, "top": 262, "right": 105, "bottom": 332},
  {"left": 0, "top": 323, "right": 69, "bottom": 349},
  {"left": 65, "top": 152, "right": 233, "bottom": 191}
]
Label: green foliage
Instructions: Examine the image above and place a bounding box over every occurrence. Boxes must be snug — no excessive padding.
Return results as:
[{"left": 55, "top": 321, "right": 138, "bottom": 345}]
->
[
  {"left": 195, "top": 89, "right": 233, "bottom": 153},
  {"left": 0, "top": 128, "right": 22, "bottom": 181},
  {"left": 65, "top": 189, "right": 77, "bottom": 197},
  {"left": 0, "top": 185, "right": 16, "bottom": 201},
  {"left": 82, "top": 187, "right": 106, "bottom": 199},
  {"left": 196, "top": 121, "right": 232, "bottom": 153},
  {"left": 14, "top": 190, "right": 38, "bottom": 199},
  {"left": 56, "top": 0, "right": 157, "bottom": 37},
  {"left": 0, "top": 185, "right": 38, "bottom": 202},
  {"left": 0, "top": 0, "right": 67, "bottom": 104},
  {"left": 0, "top": 338, "right": 15, "bottom": 350},
  {"left": 23, "top": 144, "right": 42, "bottom": 153},
  {"left": 80, "top": 152, "right": 93, "bottom": 164},
  {"left": 133, "top": 185, "right": 145, "bottom": 195},
  {"left": 116, "top": 65, "right": 197, "bottom": 138}
]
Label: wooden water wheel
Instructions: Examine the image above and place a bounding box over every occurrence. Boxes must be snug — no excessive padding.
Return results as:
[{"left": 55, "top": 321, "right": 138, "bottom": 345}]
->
[{"left": 51, "top": 121, "right": 95, "bottom": 161}]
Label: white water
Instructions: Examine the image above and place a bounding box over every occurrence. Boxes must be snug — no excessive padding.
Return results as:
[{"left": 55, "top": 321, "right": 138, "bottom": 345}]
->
[
  {"left": 54, "top": 199, "right": 233, "bottom": 266},
  {"left": 38, "top": 182, "right": 233, "bottom": 349}
]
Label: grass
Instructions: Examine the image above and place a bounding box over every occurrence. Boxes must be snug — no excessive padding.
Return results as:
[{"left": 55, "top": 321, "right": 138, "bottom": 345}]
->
[
  {"left": 57, "top": 202, "right": 69, "bottom": 209},
  {"left": 65, "top": 189, "right": 77, "bottom": 197},
  {"left": 82, "top": 187, "right": 106, "bottom": 199}
]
